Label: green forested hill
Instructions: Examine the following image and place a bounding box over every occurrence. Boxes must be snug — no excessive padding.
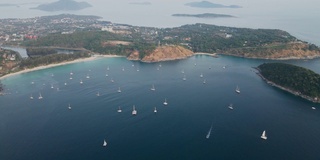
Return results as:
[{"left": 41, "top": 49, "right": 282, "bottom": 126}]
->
[{"left": 258, "top": 63, "right": 320, "bottom": 99}]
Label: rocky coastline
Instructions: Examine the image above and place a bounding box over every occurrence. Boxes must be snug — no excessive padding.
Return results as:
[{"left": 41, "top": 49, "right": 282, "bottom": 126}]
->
[{"left": 255, "top": 68, "right": 320, "bottom": 103}]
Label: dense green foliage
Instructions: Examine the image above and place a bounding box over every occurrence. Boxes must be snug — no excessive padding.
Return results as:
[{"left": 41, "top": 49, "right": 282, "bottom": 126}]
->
[
  {"left": 23, "top": 30, "right": 157, "bottom": 57},
  {"left": 22, "top": 23, "right": 318, "bottom": 59},
  {"left": 162, "top": 24, "right": 297, "bottom": 53},
  {"left": 20, "top": 52, "right": 90, "bottom": 68},
  {"left": 26, "top": 48, "right": 57, "bottom": 57},
  {"left": 258, "top": 63, "right": 320, "bottom": 98},
  {"left": 24, "top": 31, "right": 123, "bottom": 48}
]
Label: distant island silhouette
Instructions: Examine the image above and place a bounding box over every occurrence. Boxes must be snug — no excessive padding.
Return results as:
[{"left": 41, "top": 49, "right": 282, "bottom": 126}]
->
[
  {"left": 185, "top": 1, "right": 241, "bottom": 8},
  {"left": 172, "top": 13, "right": 235, "bottom": 18},
  {"left": 31, "top": 0, "right": 92, "bottom": 12}
]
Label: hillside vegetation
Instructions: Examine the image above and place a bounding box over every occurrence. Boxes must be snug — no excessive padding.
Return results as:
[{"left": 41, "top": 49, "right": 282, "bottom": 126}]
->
[{"left": 258, "top": 63, "right": 320, "bottom": 100}]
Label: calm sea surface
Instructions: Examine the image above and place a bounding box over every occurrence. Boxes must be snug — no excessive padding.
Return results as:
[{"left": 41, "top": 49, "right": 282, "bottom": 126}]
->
[{"left": 1, "top": 55, "right": 320, "bottom": 159}]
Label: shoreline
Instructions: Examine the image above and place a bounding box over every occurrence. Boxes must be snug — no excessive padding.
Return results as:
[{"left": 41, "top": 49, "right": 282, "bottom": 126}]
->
[
  {"left": 255, "top": 68, "right": 320, "bottom": 103},
  {"left": 0, "top": 54, "right": 123, "bottom": 80},
  {"left": 140, "top": 52, "right": 218, "bottom": 63},
  {"left": 219, "top": 53, "right": 320, "bottom": 60}
]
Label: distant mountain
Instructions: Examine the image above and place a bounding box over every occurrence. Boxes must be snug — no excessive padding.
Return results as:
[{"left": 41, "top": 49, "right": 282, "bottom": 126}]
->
[
  {"left": 185, "top": 1, "right": 241, "bottom": 8},
  {"left": 31, "top": 0, "right": 92, "bottom": 12},
  {"left": 172, "top": 13, "right": 235, "bottom": 18}
]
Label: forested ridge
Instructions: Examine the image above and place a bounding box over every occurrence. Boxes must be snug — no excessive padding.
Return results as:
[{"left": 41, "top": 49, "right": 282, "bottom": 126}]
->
[
  {"left": 258, "top": 63, "right": 320, "bottom": 99},
  {"left": 23, "top": 23, "right": 320, "bottom": 60}
]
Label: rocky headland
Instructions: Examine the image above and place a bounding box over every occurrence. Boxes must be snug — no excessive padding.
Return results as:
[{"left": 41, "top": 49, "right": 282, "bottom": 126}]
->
[{"left": 128, "top": 45, "right": 194, "bottom": 62}]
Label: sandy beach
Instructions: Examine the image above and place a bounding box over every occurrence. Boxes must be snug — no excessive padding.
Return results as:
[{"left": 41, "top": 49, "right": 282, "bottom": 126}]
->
[{"left": 0, "top": 54, "right": 123, "bottom": 80}]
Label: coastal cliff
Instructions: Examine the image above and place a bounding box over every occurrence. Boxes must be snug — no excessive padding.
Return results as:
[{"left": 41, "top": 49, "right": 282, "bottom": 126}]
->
[
  {"left": 140, "top": 46, "right": 194, "bottom": 62},
  {"left": 223, "top": 42, "right": 320, "bottom": 59}
]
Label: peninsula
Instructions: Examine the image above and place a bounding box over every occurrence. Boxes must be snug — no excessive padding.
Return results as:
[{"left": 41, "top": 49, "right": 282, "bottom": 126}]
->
[
  {"left": 0, "top": 14, "right": 320, "bottom": 79},
  {"left": 172, "top": 13, "right": 235, "bottom": 18},
  {"left": 31, "top": 0, "right": 92, "bottom": 12},
  {"left": 257, "top": 63, "right": 320, "bottom": 103}
]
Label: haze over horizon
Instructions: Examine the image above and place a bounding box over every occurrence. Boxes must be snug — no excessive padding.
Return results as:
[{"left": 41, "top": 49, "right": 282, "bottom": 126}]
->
[{"left": 0, "top": 0, "right": 319, "bottom": 45}]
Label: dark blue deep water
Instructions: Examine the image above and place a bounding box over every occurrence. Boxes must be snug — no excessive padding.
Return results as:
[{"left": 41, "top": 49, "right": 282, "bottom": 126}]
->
[{"left": 1, "top": 55, "right": 320, "bottom": 160}]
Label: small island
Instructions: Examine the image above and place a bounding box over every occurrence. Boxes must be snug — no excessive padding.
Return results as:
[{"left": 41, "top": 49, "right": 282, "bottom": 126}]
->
[
  {"left": 185, "top": 1, "right": 241, "bottom": 8},
  {"left": 31, "top": 0, "right": 92, "bottom": 12},
  {"left": 257, "top": 63, "right": 320, "bottom": 103},
  {"left": 172, "top": 13, "right": 235, "bottom": 18}
]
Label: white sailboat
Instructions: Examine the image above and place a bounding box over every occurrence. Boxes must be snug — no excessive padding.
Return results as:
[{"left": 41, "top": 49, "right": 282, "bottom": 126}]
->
[
  {"left": 261, "top": 130, "right": 267, "bottom": 140},
  {"left": 154, "top": 107, "right": 157, "bottom": 113},
  {"left": 110, "top": 78, "right": 114, "bottom": 83},
  {"left": 117, "top": 106, "right": 122, "bottom": 113},
  {"left": 122, "top": 67, "right": 125, "bottom": 71},
  {"left": 105, "top": 73, "right": 108, "bottom": 77},
  {"left": 200, "top": 73, "right": 203, "bottom": 78},
  {"left": 235, "top": 86, "right": 240, "bottom": 94},
  {"left": 80, "top": 79, "right": 83, "bottom": 84},
  {"left": 228, "top": 104, "right": 233, "bottom": 110},
  {"left": 51, "top": 84, "right": 54, "bottom": 89},
  {"left": 117, "top": 87, "right": 121, "bottom": 93},
  {"left": 64, "top": 82, "right": 67, "bottom": 86},
  {"left": 132, "top": 105, "right": 137, "bottom": 115},
  {"left": 30, "top": 94, "right": 34, "bottom": 100},
  {"left": 96, "top": 91, "right": 100, "bottom": 96},
  {"left": 183, "top": 75, "right": 187, "bottom": 81},
  {"left": 203, "top": 79, "right": 206, "bottom": 84},
  {"left": 206, "top": 124, "right": 213, "bottom": 139},
  {"left": 70, "top": 71, "right": 73, "bottom": 75},
  {"left": 312, "top": 107, "right": 316, "bottom": 110},
  {"left": 181, "top": 69, "right": 185, "bottom": 74},
  {"left": 163, "top": 98, "right": 168, "bottom": 106},
  {"left": 151, "top": 84, "right": 156, "bottom": 91},
  {"left": 103, "top": 139, "right": 107, "bottom": 147},
  {"left": 69, "top": 76, "right": 73, "bottom": 80},
  {"left": 38, "top": 92, "right": 43, "bottom": 99},
  {"left": 86, "top": 74, "right": 90, "bottom": 79},
  {"left": 107, "top": 66, "right": 110, "bottom": 71},
  {"left": 68, "top": 104, "right": 71, "bottom": 110}
]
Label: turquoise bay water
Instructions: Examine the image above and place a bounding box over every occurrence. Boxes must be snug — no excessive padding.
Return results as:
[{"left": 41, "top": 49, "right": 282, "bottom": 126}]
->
[{"left": 1, "top": 55, "right": 320, "bottom": 159}]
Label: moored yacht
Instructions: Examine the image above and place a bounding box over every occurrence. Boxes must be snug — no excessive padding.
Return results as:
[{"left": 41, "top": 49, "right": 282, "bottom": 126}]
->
[
  {"left": 151, "top": 84, "right": 156, "bottom": 91},
  {"left": 228, "top": 104, "right": 233, "bottom": 110},
  {"left": 103, "top": 139, "right": 107, "bottom": 147},
  {"left": 261, "top": 130, "right": 267, "bottom": 140},
  {"left": 235, "top": 86, "right": 240, "bottom": 94},
  {"left": 38, "top": 93, "right": 43, "bottom": 99},
  {"left": 163, "top": 98, "right": 168, "bottom": 106},
  {"left": 154, "top": 107, "right": 157, "bottom": 113},
  {"left": 132, "top": 105, "right": 137, "bottom": 115},
  {"left": 117, "top": 106, "right": 122, "bottom": 113}
]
